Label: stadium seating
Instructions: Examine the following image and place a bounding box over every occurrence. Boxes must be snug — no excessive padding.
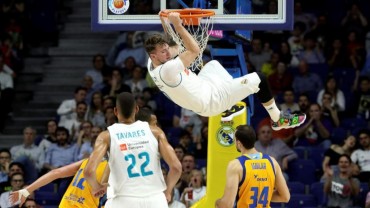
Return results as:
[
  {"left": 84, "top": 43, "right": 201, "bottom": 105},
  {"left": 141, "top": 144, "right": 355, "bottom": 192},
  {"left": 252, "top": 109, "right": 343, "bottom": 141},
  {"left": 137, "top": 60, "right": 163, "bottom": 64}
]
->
[
  {"left": 310, "top": 182, "right": 327, "bottom": 207},
  {"left": 287, "top": 181, "right": 305, "bottom": 194},
  {"left": 287, "top": 159, "right": 317, "bottom": 185},
  {"left": 286, "top": 194, "right": 317, "bottom": 208}
]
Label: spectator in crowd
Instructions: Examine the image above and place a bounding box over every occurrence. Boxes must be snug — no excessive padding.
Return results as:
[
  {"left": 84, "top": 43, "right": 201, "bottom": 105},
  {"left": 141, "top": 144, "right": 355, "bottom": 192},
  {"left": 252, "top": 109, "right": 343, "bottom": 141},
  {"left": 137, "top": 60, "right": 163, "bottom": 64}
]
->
[
  {"left": 255, "top": 122, "right": 297, "bottom": 180},
  {"left": 0, "top": 173, "right": 25, "bottom": 208},
  {"left": 76, "top": 121, "right": 93, "bottom": 148},
  {"left": 351, "top": 129, "right": 370, "bottom": 182},
  {"left": 10, "top": 127, "right": 44, "bottom": 183},
  {"left": 174, "top": 145, "right": 186, "bottom": 162},
  {"left": 268, "top": 62, "right": 293, "bottom": 95},
  {"left": 324, "top": 154, "right": 360, "bottom": 208},
  {"left": 0, "top": 162, "right": 24, "bottom": 194},
  {"left": 277, "top": 42, "right": 292, "bottom": 66},
  {"left": 120, "top": 56, "right": 137, "bottom": 79},
  {"left": 0, "top": 56, "right": 14, "bottom": 132},
  {"left": 85, "top": 91, "right": 105, "bottom": 128},
  {"left": 297, "top": 93, "right": 311, "bottom": 114},
  {"left": 181, "top": 169, "right": 206, "bottom": 208},
  {"left": 294, "top": 103, "right": 332, "bottom": 148},
  {"left": 261, "top": 52, "right": 280, "bottom": 77},
  {"left": 124, "top": 65, "right": 149, "bottom": 97},
  {"left": 298, "top": 33, "right": 326, "bottom": 64},
  {"left": 321, "top": 135, "right": 356, "bottom": 181},
  {"left": 82, "top": 75, "right": 99, "bottom": 105},
  {"left": 317, "top": 76, "right": 346, "bottom": 112},
  {"left": 292, "top": 60, "right": 323, "bottom": 94},
  {"left": 43, "top": 127, "right": 78, "bottom": 173},
  {"left": 194, "top": 125, "right": 208, "bottom": 159},
  {"left": 174, "top": 108, "right": 202, "bottom": 142},
  {"left": 21, "top": 198, "right": 38, "bottom": 208},
  {"left": 279, "top": 89, "right": 300, "bottom": 113},
  {"left": 310, "top": 14, "right": 331, "bottom": 50},
  {"left": 288, "top": 22, "right": 305, "bottom": 66},
  {"left": 178, "top": 131, "right": 195, "bottom": 154},
  {"left": 62, "top": 101, "right": 88, "bottom": 139},
  {"left": 177, "top": 154, "right": 196, "bottom": 195},
  {"left": 258, "top": 117, "right": 295, "bottom": 146},
  {"left": 56, "top": 86, "right": 87, "bottom": 131},
  {"left": 293, "top": 1, "right": 316, "bottom": 33},
  {"left": 101, "top": 68, "right": 131, "bottom": 98},
  {"left": 247, "top": 38, "right": 271, "bottom": 72},
  {"left": 102, "top": 96, "right": 115, "bottom": 110},
  {"left": 346, "top": 31, "right": 363, "bottom": 58},
  {"left": 341, "top": 3, "right": 368, "bottom": 36},
  {"left": 350, "top": 76, "right": 370, "bottom": 119},
  {"left": 77, "top": 125, "right": 102, "bottom": 160},
  {"left": 85, "top": 54, "right": 106, "bottom": 88},
  {"left": 319, "top": 92, "right": 340, "bottom": 127},
  {"left": 104, "top": 106, "right": 116, "bottom": 127},
  {"left": 0, "top": 149, "right": 11, "bottom": 183},
  {"left": 36, "top": 119, "right": 57, "bottom": 153},
  {"left": 141, "top": 87, "right": 157, "bottom": 112},
  {"left": 326, "top": 38, "right": 350, "bottom": 69},
  {"left": 114, "top": 32, "right": 149, "bottom": 68}
]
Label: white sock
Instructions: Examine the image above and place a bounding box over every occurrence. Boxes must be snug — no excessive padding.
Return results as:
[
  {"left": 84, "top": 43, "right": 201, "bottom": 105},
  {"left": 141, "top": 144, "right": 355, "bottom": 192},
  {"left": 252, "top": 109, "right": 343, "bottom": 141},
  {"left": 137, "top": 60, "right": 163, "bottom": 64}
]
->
[{"left": 264, "top": 102, "right": 281, "bottom": 122}]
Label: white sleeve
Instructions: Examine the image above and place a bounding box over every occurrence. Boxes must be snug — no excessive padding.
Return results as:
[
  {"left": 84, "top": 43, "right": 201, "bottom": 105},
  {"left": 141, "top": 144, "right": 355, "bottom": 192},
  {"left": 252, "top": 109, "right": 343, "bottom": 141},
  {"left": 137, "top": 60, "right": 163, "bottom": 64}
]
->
[
  {"left": 57, "top": 100, "right": 74, "bottom": 116},
  {"left": 160, "top": 58, "right": 184, "bottom": 84},
  {"left": 351, "top": 150, "right": 358, "bottom": 164},
  {"left": 3, "top": 64, "right": 14, "bottom": 74},
  {"left": 336, "top": 90, "right": 345, "bottom": 111},
  {"left": 317, "top": 90, "right": 324, "bottom": 106}
]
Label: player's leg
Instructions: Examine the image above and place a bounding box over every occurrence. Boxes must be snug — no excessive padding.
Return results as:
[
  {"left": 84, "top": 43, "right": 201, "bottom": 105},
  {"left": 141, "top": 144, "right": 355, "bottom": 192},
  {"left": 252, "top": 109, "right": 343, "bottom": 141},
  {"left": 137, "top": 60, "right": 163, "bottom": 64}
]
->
[{"left": 227, "top": 72, "right": 306, "bottom": 130}]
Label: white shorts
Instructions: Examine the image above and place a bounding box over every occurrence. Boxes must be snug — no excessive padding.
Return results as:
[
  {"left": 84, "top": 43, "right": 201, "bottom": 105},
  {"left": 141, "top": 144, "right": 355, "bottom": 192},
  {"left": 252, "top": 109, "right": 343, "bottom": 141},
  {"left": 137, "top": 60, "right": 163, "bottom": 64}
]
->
[
  {"left": 197, "top": 60, "right": 261, "bottom": 116},
  {"left": 105, "top": 192, "right": 168, "bottom": 208}
]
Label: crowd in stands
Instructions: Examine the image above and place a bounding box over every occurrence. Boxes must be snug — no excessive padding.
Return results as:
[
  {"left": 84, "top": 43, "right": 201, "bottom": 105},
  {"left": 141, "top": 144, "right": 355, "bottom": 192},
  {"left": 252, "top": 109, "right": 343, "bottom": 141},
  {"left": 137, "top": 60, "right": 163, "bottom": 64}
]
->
[{"left": 0, "top": 0, "right": 370, "bottom": 207}]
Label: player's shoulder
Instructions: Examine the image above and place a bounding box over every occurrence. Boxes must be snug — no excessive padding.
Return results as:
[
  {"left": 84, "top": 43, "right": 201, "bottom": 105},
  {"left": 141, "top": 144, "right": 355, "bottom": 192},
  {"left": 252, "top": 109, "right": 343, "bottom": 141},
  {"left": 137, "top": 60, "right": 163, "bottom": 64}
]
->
[{"left": 228, "top": 159, "right": 243, "bottom": 171}]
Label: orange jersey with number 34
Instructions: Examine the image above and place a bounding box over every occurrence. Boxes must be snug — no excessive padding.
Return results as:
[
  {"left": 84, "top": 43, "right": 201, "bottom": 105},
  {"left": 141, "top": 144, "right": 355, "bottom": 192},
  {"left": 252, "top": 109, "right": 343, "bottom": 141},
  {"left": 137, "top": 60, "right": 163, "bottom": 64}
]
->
[{"left": 236, "top": 153, "right": 276, "bottom": 208}]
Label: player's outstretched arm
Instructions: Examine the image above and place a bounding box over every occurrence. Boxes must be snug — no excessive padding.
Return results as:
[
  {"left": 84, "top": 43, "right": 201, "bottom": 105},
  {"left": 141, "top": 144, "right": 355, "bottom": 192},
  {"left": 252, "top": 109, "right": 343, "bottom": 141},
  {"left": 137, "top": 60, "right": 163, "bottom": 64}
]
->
[
  {"left": 215, "top": 160, "right": 241, "bottom": 208},
  {"left": 166, "top": 12, "right": 200, "bottom": 68},
  {"left": 84, "top": 130, "right": 110, "bottom": 198},
  {"left": 152, "top": 125, "right": 182, "bottom": 202},
  {"left": 9, "top": 160, "right": 84, "bottom": 207},
  {"left": 271, "top": 157, "right": 290, "bottom": 203}
]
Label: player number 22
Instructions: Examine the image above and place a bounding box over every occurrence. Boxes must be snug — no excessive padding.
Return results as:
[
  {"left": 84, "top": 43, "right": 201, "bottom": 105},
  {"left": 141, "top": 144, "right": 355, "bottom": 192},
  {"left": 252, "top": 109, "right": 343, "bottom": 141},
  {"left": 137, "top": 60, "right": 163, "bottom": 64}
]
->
[
  {"left": 125, "top": 152, "right": 153, "bottom": 178},
  {"left": 249, "top": 186, "right": 269, "bottom": 207}
]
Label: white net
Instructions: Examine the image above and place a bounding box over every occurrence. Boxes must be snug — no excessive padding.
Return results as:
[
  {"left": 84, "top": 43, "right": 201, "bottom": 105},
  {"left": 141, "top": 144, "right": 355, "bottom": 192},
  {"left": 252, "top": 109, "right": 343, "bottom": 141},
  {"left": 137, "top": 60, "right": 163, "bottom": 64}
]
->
[{"left": 162, "top": 15, "right": 214, "bottom": 72}]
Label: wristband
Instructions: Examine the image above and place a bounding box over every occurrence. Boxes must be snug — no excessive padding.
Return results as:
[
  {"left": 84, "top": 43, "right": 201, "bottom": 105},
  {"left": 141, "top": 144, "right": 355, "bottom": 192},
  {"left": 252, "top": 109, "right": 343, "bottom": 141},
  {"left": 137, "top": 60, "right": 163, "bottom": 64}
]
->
[{"left": 19, "top": 189, "right": 30, "bottom": 198}]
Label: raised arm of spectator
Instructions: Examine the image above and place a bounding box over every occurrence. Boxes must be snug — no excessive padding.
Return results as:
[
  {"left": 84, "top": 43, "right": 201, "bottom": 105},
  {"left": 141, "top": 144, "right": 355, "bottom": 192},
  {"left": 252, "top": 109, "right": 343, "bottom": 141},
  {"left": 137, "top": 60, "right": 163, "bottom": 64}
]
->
[{"left": 57, "top": 100, "right": 75, "bottom": 116}]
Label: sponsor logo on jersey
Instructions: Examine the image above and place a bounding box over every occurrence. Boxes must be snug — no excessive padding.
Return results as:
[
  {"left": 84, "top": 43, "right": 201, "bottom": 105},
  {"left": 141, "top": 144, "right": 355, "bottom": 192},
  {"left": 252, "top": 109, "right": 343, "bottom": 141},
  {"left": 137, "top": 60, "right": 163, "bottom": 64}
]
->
[
  {"left": 108, "top": 0, "right": 129, "bottom": 14},
  {"left": 120, "top": 143, "right": 127, "bottom": 151}
]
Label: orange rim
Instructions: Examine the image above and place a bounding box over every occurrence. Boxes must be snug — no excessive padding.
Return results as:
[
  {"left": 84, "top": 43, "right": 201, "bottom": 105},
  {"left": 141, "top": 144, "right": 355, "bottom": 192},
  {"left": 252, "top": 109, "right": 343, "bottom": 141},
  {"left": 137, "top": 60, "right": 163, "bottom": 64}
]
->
[{"left": 159, "top": 8, "right": 215, "bottom": 18}]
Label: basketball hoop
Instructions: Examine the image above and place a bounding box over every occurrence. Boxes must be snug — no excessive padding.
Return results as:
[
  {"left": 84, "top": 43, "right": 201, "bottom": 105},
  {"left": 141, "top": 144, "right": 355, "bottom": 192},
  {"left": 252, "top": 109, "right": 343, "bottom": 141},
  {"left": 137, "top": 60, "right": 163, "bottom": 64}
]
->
[{"left": 159, "top": 8, "right": 215, "bottom": 71}]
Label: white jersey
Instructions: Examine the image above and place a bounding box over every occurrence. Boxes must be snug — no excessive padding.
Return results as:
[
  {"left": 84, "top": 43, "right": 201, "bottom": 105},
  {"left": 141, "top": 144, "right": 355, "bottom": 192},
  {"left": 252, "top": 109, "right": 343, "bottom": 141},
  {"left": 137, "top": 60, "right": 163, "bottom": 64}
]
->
[
  {"left": 148, "top": 58, "right": 261, "bottom": 116},
  {"left": 148, "top": 57, "right": 213, "bottom": 115},
  {"left": 107, "top": 121, "right": 166, "bottom": 198}
]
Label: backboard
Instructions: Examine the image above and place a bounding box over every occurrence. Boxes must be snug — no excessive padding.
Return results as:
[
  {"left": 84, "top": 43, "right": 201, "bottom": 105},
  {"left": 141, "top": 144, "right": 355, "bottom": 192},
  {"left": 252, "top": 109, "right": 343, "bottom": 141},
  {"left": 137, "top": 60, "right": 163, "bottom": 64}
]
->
[{"left": 91, "top": 0, "right": 293, "bottom": 31}]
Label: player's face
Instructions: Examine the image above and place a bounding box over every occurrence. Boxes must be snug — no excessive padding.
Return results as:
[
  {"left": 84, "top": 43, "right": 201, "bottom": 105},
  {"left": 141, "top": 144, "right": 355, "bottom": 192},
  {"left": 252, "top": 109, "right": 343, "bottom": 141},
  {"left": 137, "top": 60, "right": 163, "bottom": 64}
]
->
[{"left": 152, "top": 44, "right": 171, "bottom": 64}]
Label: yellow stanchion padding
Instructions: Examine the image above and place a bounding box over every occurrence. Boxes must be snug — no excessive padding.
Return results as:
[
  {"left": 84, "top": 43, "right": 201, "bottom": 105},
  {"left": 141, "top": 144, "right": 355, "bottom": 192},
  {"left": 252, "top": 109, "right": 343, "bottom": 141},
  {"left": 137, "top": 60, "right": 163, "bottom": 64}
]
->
[{"left": 192, "top": 101, "right": 247, "bottom": 208}]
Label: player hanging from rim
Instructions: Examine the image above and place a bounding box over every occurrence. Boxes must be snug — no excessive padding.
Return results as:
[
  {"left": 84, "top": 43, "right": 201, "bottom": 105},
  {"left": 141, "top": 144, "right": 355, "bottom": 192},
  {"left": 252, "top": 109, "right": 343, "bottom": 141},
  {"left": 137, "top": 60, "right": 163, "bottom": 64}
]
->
[
  {"left": 145, "top": 11, "right": 305, "bottom": 130},
  {"left": 216, "top": 125, "right": 290, "bottom": 208}
]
